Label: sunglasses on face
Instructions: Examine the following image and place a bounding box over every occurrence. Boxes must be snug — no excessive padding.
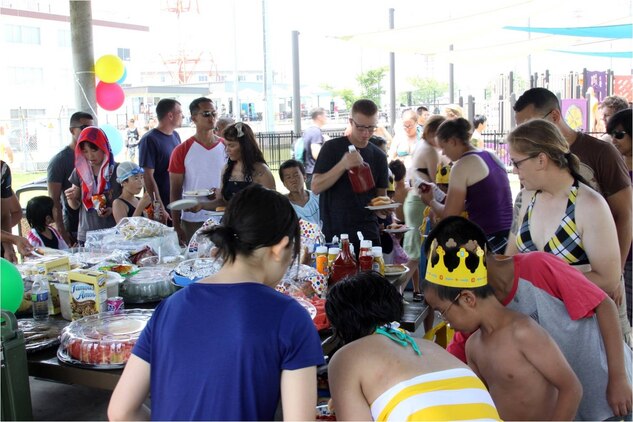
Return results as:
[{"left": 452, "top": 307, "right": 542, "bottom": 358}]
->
[
  {"left": 611, "top": 131, "right": 627, "bottom": 140},
  {"left": 197, "top": 110, "right": 217, "bottom": 118}
]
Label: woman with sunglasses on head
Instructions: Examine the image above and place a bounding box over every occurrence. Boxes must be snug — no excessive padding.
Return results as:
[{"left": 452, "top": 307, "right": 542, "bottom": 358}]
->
[
  {"left": 108, "top": 185, "right": 324, "bottom": 421},
  {"left": 607, "top": 108, "right": 632, "bottom": 325},
  {"left": 64, "top": 127, "right": 121, "bottom": 245},
  {"left": 200, "top": 122, "right": 275, "bottom": 212},
  {"left": 504, "top": 119, "right": 627, "bottom": 338},
  {"left": 419, "top": 118, "right": 513, "bottom": 254}
]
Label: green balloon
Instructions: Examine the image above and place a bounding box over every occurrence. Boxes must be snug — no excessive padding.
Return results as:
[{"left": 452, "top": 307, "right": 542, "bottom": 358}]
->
[{"left": 1, "top": 258, "right": 24, "bottom": 313}]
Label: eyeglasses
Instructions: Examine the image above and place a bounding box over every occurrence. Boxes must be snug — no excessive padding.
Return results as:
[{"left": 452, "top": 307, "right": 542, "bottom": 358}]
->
[
  {"left": 511, "top": 154, "right": 538, "bottom": 169},
  {"left": 403, "top": 123, "right": 415, "bottom": 129},
  {"left": 70, "top": 124, "right": 90, "bottom": 131},
  {"left": 542, "top": 109, "right": 554, "bottom": 120},
  {"left": 350, "top": 119, "right": 378, "bottom": 133},
  {"left": 435, "top": 293, "right": 461, "bottom": 322},
  {"left": 611, "top": 131, "right": 627, "bottom": 140},
  {"left": 197, "top": 110, "right": 217, "bottom": 118}
]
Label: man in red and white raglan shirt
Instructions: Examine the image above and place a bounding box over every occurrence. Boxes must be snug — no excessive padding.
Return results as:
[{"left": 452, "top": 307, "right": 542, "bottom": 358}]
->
[{"left": 169, "top": 98, "right": 225, "bottom": 245}]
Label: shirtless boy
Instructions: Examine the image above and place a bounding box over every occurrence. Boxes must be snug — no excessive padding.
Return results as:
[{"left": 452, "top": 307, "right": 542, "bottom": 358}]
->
[
  {"left": 421, "top": 227, "right": 582, "bottom": 420},
  {"left": 325, "top": 272, "right": 500, "bottom": 421}
]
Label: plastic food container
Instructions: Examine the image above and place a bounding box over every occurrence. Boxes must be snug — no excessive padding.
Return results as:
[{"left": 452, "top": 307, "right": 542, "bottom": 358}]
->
[
  {"left": 172, "top": 258, "right": 222, "bottom": 287},
  {"left": 57, "top": 309, "right": 152, "bottom": 369},
  {"left": 55, "top": 272, "right": 123, "bottom": 321},
  {"left": 120, "top": 267, "right": 176, "bottom": 303}
]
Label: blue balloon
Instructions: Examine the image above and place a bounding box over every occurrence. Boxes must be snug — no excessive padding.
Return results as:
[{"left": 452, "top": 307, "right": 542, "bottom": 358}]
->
[
  {"left": 116, "top": 67, "right": 127, "bottom": 84},
  {"left": 101, "top": 124, "right": 124, "bottom": 156}
]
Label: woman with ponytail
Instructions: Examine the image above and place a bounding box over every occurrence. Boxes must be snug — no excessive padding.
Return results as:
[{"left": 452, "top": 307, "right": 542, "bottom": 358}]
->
[
  {"left": 505, "top": 119, "right": 622, "bottom": 306},
  {"left": 109, "top": 185, "right": 324, "bottom": 421},
  {"left": 419, "top": 117, "right": 513, "bottom": 253}
]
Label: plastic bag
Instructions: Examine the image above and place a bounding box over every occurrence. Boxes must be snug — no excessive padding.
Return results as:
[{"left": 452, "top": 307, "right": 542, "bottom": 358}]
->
[
  {"left": 117, "top": 217, "right": 171, "bottom": 240},
  {"left": 276, "top": 263, "right": 327, "bottom": 299}
]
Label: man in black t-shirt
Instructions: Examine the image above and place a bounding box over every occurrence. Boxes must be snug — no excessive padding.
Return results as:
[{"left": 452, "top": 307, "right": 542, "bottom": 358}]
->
[
  {"left": 47, "top": 111, "right": 94, "bottom": 246},
  {"left": 312, "top": 99, "right": 389, "bottom": 252}
]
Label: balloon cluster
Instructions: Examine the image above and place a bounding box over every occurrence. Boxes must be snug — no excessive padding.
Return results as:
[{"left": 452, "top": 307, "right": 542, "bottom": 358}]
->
[{"left": 95, "top": 54, "right": 126, "bottom": 111}]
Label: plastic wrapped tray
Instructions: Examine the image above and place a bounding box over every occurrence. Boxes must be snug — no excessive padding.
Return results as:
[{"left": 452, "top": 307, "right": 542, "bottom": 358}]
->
[
  {"left": 120, "top": 267, "right": 177, "bottom": 303},
  {"left": 57, "top": 309, "right": 152, "bottom": 369},
  {"left": 19, "top": 318, "right": 69, "bottom": 353}
]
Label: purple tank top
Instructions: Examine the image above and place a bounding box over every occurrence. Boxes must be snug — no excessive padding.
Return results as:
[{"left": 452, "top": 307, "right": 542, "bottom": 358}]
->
[{"left": 463, "top": 150, "right": 513, "bottom": 235}]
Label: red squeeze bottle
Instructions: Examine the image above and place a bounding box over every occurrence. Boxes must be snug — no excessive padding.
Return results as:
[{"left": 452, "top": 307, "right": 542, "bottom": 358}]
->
[
  {"left": 347, "top": 145, "right": 375, "bottom": 193},
  {"left": 329, "top": 234, "right": 358, "bottom": 286},
  {"left": 359, "top": 240, "right": 374, "bottom": 272}
]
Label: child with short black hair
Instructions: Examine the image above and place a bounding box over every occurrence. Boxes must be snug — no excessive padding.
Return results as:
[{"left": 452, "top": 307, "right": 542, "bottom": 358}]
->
[{"left": 26, "top": 195, "right": 69, "bottom": 250}]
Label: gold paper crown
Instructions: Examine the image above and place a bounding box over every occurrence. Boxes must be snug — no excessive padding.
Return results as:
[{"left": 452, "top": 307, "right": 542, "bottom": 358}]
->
[{"left": 425, "top": 243, "right": 487, "bottom": 288}]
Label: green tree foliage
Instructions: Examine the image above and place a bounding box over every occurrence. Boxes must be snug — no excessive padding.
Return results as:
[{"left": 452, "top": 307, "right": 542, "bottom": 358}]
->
[
  {"left": 356, "top": 67, "right": 388, "bottom": 107},
  {"left": 321, "top": 84, "right": 357, "bottom": 110},
  {"left": 401, "top": 77, "right": 449, "bottom": 105}
]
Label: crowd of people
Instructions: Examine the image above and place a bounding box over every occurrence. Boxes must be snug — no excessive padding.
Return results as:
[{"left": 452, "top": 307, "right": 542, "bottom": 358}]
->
[{"left": 2, "top": 88, "right": 632, "bottom": 421}]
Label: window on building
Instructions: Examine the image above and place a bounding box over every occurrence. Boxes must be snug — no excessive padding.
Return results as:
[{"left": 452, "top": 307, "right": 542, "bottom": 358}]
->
[
  {"left": 256, "top": 74, "right": 263, "bottom": 81},
  {"left": 117, "top": 48, "right": 131, "bottom": 61},
  {"left": 198, "top": 74, "right": 208, "bottom": 82},
  {"left": 8, "top": 67, "right": 44, "bottom": 85},
  {"left": 237, "top": 75, "right": 246, "bottom": 82},
  {"left": 4, "top": 24, "right": 41, "bottom": 44},
  {"left": 57, "top": 29, "right": 71, "bottom": 48},
  {"left": 10, "top": 108, "right": 45, "bottom": 119}
]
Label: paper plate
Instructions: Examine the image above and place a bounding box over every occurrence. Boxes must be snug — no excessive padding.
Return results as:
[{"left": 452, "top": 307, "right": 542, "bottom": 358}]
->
[
  {"left": 384, "top": 226, "right": 412, "bottom": 234},
  {"left": 366, "top": 202, "right": 401, "bottom": 211},
  {"left": 183, "top": 189, "right": 213, "bottom": 197},
  {"left": 384, "top": 264, "right": 409, "bottom": 277},
  {"left": 167, "top": 198, "right": 198, "bottom": 211}
]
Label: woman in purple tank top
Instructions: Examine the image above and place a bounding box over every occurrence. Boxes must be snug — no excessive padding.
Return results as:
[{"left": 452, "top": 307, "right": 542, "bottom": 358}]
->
[{"left": 419, "top": 118, "right": 513, "bottom": 253}]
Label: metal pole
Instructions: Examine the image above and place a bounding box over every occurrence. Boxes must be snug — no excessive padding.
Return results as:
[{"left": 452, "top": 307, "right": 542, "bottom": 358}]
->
[
  {"left": 388, "top": 8, "right": 396, "bottom": 134},
  {"left": 449, "top": 44, "right": 454, "bottom": 104},
  {"left": 232, "top": 0, "right": 239, "bottom": 120},
  {"left": 291, "top": 30, "right": 301, "bottom": 136},
  {"left": 261, "top": 0, "right": 274, "bottom": 131},
  {"left": 70, "top": 0, "right": 96, "bottom": 120}
]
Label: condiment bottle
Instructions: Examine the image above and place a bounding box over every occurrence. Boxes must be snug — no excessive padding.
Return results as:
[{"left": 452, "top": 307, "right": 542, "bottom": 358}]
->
[
  {"left": 359, "top": 240, "right": 374, "bottom": 272},
  {"left": 327, "top": 247, "right": 339, "bottom": 268},
  {"left": 347, "top": 145, "right": 375, "bottom": 193},
  {"left": 315, "top": 246, "right": 329, "bottom": 276},
  {"left": 330, "top": 234, "right": 358, "bottom": 286},
  {"left": 372, "top": 246, "right": 385, "bottom": 275}
]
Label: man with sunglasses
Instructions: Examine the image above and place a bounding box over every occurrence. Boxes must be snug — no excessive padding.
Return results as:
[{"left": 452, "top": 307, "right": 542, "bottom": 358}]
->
[
  {"left": 312, "top": 99, "right": 389, "bottom": 252},
  {"left": 168, "top": 97, "right": 225, "bottom": 244},
  {"left": 47, "top": 111, "right": 93, "bottom": 246},
  {"left": 514, "top": 88, "right": 632, "bottom": 336}
]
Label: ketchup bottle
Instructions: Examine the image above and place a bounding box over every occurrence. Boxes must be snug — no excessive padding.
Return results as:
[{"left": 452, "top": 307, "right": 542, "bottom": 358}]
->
[
  {"left": 330, "top": 234, "right": 358, "bottom": 286},
  {"left": 347, "top": 145, "right": 375, "bottom": 193},
  {"left": 359, "top": 240, "right": 374, "bottom": 272}
]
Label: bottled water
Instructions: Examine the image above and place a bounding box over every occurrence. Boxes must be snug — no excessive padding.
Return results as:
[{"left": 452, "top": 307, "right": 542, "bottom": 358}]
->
[{"left": 31, "top": 275, "right": 49, "bottom": 321}]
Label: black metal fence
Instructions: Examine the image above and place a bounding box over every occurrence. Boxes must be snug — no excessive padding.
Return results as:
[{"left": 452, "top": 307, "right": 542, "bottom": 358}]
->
[{"left": 256, "top": 129, "right": 347, "bottom": 171}]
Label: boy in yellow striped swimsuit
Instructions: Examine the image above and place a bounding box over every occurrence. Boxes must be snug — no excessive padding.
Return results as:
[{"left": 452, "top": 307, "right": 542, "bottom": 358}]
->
[{"left": 325, "top": 272, "right": 500, "bottom": 421}]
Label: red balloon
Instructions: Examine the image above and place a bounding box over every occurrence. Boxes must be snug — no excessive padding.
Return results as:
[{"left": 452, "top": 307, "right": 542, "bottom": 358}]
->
[{"left": 96, "top": 82, "right": 125, "bottom": 111}]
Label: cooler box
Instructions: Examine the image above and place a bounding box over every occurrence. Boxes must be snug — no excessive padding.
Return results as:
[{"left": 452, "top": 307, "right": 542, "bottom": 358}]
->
[{"left": 1, "top": 310, "right": 33, "bottom": 421}]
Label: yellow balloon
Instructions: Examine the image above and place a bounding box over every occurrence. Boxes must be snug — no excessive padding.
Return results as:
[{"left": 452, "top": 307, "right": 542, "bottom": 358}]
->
[{"left": 95, "top": 54, "right": 125, "bottom": 83}]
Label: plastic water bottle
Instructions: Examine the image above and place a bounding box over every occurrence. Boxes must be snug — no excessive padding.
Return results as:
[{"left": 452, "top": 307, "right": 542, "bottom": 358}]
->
[{"left": 31, "top": 275, "right": 49, "bottom": 321}]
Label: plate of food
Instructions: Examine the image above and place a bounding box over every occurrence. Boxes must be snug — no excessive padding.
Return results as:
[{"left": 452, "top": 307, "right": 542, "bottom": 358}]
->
[
  {"left": 366, "top": 202, "right": 401, "bottom": 211},
  {"left": 98, "top": 263, "right": 139, "bottom": 277},
  {"left": 207, "top": 206, "right": 225, "bottom": 216},
  {"left": 384, "top": 225, "right": 412, "bottom": 234},
  {"left": 384, "top": 264, "right": 409, "bottom": 277},
  {"left": 167, "top": 198, "right": 198, "bottom": 211},
  {"left": 183, "top": 189, "right": 214, "bottom": 198}
]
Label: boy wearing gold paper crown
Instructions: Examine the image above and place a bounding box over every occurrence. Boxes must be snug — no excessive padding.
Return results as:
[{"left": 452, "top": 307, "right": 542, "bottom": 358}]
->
[
  {"left": 424, "top": 216, "right": 632, "bottom": 421},
  {"left": 422, "top": 217, "right": 583, "bottom": 421}
]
